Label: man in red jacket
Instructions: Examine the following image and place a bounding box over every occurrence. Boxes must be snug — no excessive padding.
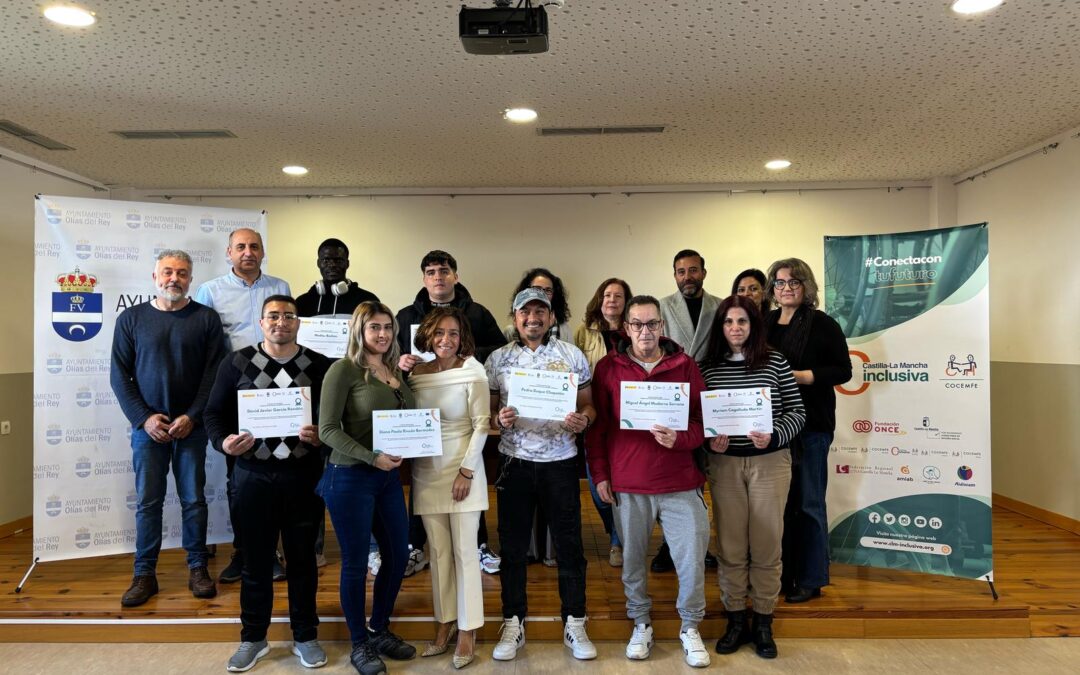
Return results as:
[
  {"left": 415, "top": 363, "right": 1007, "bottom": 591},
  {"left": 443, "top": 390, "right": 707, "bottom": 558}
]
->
[{"left": 587, "top": 295, "right": 711, "bottom": 668}]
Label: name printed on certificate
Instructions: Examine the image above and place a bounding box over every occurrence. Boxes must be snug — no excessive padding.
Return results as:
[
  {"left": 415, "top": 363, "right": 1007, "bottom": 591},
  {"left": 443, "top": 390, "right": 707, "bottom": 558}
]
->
[
  {"left": 372, "top": 408, "right": 443, "bottom": 459},
  {"left": 701, "top": 387, "right": 773, "bottom": 438},
  {"left": 297, "top": 317, "right": 350, "bottom": 358},
  {"left": 237, "top": 386, "right": 313, "bottom": 439},
  {"left": 410, "top": 324, "right": 436, "bottom": 362},
  {"left": 619, "top": 381, "right": 690, "bottom": 431},
  {"left": 506, "top": 368, "right": 578, "bottom": 422}
]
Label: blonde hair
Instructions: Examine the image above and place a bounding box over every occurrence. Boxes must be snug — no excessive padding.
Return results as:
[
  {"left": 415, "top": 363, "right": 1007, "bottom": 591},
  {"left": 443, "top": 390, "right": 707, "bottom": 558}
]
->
[
  {"left": 766, "top": 257, "right": 820, "bottom": 308},
  {"left": 346, "top": 301, "right": 401, "bottom": 381}
]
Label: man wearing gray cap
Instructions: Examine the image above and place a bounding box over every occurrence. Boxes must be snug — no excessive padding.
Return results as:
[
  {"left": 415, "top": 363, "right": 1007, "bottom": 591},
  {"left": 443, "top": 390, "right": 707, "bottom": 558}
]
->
[{"left": 485, "top": 287, "right": 598, "bottom": 663}]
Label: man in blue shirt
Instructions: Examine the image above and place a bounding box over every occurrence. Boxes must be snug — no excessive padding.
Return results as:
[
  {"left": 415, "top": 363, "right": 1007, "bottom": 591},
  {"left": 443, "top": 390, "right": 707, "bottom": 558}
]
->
[
  {"left": 194, "top": 227, "right": 291, "bottom": 583},
  {"left": 111, "top": 250, "right": 226, "bottom": 607}
]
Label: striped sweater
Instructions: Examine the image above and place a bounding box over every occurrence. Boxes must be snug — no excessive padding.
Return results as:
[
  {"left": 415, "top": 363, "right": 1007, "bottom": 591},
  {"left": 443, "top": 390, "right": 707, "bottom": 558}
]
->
[{"left": 699, "top": 350, "right": 806, "bottom": 457}]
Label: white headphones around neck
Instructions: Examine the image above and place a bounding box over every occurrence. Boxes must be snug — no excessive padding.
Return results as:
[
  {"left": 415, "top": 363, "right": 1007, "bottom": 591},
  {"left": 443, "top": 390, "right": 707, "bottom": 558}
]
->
[{"left": 315, "top": 279, "right": 350, "bottom": 297}]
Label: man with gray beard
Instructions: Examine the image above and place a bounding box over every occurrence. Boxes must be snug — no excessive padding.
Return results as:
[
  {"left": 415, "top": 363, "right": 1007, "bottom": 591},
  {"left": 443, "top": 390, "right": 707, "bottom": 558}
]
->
[{"left": 111, "top": 250, "right": 227, "bottom": 607}]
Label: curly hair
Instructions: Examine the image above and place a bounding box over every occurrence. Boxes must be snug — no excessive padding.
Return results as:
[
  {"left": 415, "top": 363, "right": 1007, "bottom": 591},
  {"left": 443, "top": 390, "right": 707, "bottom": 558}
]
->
[
  {"left": 508, "top": 267, "right": 571, "bottom": 324},
  {"left": 413, "top": 307, "right": 475, "bottom": 358}
]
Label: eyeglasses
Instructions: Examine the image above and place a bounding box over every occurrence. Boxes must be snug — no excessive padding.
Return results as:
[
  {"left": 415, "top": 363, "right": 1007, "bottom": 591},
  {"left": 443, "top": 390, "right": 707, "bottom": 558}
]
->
[
  {"left": 626, "top": 320, "right": 662, "bottom": 333},
  {"left": 528, "top": 285, "right": 555, "bottom": 298},
  {"left": 772, "top": 279, "right": 803, "bottom": 290},
  {"left": 263, "top": 312, "right": 299, "bottom": 323}
]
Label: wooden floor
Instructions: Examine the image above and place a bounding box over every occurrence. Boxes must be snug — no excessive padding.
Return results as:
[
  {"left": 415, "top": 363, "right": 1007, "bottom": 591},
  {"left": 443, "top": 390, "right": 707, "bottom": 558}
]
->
[{"left": 1, "top": 486, "right": 1078, "bottom": 642}]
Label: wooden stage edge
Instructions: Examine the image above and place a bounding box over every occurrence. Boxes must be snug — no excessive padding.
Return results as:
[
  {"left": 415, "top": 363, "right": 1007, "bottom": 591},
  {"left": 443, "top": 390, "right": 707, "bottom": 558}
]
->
[{"left": 2, "top": 495, "right": 1079, "bottom": 642}]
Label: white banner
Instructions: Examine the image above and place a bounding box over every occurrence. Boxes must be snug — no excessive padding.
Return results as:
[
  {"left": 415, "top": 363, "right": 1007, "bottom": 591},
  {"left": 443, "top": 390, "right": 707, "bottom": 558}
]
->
[
  {"left": 33, "top": 195, "right": 268, "bottom": 562},
  {"left": 824, "top": 224, "right": 992, "bottom": 581}
]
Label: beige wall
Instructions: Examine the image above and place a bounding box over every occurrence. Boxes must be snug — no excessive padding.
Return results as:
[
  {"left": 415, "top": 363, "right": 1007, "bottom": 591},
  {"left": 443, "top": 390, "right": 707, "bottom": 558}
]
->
[
  {"left": 0, "top": 157, "right": 100, "bottom": 525},
  {"left": 957, "top": 130, "right": 1080, "bottom": 521},
  {"left": 156, "top": 188, "right": 931, "bottom": 325}
]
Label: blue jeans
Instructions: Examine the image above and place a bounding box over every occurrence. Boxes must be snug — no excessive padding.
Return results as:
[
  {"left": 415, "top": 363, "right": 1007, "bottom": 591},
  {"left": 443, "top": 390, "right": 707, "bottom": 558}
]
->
[
  {"left": 586, "top": 464, "right": 621, "bottom": 548},
  {"left": 781, "top": 430, "right": 832, "bottom": 589},
  {"left": 317, "top": 462, "right": 409, "bottom": 644},
  {"left": 131, "top": 428, "right": 209, "bottom": 575}
]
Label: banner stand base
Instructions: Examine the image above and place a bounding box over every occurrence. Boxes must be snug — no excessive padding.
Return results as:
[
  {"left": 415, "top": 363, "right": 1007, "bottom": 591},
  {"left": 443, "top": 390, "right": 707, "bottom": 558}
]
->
[{"left": 15, "top": 557, "right": 40, "bottom": 594}]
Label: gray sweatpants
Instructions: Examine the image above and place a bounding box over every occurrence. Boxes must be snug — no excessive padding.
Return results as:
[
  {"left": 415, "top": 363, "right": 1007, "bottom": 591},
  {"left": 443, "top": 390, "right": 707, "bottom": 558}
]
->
[{"left": 613, "top": 488, "right": 709, "bottom": 631}]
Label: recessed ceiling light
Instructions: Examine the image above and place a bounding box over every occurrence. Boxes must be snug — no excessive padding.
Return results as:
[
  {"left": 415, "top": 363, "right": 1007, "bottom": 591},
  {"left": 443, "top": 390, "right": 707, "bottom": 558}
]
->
[
  {"left": 503, "top": 108, "right": 538, "bottom": 123},
  {"left": 950, "top": 0, "right": 1003, "bottom": 15},
  {"left": 282, "top": 165, "right": 309, "bottom": 176},
  {"left": 765, "top": 159, "right": 792, "bottom": 170},
  {"left": 43, "top": 5, "right": 97, "bottom": 27}
]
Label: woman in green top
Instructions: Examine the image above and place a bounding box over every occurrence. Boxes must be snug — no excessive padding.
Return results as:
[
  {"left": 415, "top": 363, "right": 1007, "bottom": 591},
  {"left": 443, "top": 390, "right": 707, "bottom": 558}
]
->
[{"left": 317, "top": 301, "right": 418, "bottom": 674}]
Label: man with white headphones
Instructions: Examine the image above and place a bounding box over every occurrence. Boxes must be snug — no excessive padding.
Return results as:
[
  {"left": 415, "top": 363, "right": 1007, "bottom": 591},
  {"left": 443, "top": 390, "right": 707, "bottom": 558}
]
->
[{"left": 295, "top": 238, "right": 379, "bottom": 319}]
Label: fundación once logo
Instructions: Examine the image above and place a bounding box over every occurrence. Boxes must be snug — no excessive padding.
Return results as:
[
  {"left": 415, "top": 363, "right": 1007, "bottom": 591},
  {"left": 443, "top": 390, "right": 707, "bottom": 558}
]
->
[
  {"left": 52, "top": 268, "right": 103, "bottom": 342},
  {"left": 957, "top": 465, "right": 974, "bottom": 480}
]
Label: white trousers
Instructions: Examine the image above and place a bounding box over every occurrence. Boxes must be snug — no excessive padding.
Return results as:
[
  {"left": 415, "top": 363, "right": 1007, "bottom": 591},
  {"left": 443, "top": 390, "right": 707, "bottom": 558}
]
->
[{"left": 421, "top": 510, "right": 485, "bottom": 631}]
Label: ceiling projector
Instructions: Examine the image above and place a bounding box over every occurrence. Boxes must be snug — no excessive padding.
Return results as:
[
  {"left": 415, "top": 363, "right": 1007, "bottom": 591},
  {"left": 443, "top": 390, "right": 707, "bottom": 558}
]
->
[{"left": 459, "top": 1, "right": 549, "bottom": 55}]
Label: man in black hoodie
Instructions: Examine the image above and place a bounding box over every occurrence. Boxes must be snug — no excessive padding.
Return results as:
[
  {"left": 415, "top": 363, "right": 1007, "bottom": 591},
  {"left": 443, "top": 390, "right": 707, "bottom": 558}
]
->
[{"left": 394, "top": 249, "right": 507, "bottom": 576}]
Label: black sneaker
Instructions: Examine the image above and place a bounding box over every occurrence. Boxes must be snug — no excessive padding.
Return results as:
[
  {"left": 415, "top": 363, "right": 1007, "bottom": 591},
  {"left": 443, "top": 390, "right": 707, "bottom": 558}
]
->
[
  {"left": 650, "top": 542, "right": 674, "bottom": 573},
  {"left": 368, "top": 628, "right": 416, "bottom": 660},
  {"left": 219, "top": 551, "right": 243, "bottom": 584},
  {"left": 704, "top": 551, "right": 719, "bottom": 569},
  {"left": 350, "top": 642, "right": 386, "bottom": 675}
]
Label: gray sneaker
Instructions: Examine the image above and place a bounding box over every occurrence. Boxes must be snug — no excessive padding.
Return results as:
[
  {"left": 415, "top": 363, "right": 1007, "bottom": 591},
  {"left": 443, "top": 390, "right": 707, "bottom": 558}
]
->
[
  {"left": 292, "top": 640, "right": 328, "bottom": 668},
  {"left": 227, "top": 641, "right": 270, "bottom": 672}
]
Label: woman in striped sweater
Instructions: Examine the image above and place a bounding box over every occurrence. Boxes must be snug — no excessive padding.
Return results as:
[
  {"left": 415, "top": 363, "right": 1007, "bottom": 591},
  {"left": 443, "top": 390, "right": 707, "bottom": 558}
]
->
[{"left": 699, "top": 295, "right": 806, "bottom": 661}]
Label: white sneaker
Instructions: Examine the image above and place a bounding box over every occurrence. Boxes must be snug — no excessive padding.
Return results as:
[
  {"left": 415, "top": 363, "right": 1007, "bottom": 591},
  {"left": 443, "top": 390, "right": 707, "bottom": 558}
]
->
[
  {"left": 479, "top": 544, "right": 501, "bottom": 574},
  {"left": 492, "top": 616, "right": 525, "bottom": 661},
  {"left": 563, "top": 615, "right": 597, "bottom": 660},
  {"left": 680, "top": 628, "right": 711, "bottom": 668},
  {"left": 367, "top": 550, "right": 381, "bottom": 577},
  {"left": 625, "top": 623, "right": 653, "bottom": 660},
  {"left": 403, "top": 546, "right": 428, "bottom": 577}
]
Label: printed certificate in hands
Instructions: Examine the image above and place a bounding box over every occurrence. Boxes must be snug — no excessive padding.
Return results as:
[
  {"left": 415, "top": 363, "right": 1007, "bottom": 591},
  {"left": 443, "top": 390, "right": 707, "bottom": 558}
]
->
[
  {"left": 237, "top": 387, "right": 312, "bottom": 439},
  {"left": 372, "top": 409, "right": 443, "bottom": 459},
  {"left": 619, "top": 382, "right": 690, "bottom": 431},
  {"left": 507, "top": 368, "right": 578, "bottom": 421},
  {"left": 701, "top": 387, "right": 773, "bottom": 437},
  {"left": 297, "top": 317, "right": 350, "bottom": 358}
]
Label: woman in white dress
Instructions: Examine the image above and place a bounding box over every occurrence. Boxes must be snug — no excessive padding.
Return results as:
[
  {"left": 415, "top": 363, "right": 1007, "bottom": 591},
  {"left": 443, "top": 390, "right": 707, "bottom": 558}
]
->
[{"left": 409, "top": 307, "right": 490, "bottom": 669}]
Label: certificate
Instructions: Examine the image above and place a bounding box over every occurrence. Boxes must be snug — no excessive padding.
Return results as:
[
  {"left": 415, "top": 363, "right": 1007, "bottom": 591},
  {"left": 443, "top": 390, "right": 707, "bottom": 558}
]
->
[
  {"left": 297, "top": 317, "right": 350, "bottom": 358},
  {"left": 410, "top": 324, "right": 436, "bottom": 362},
  {"left": 506, "top": 368, "right": 578, "bottom": 421},
  {"left": 372, "top": 409, "right": 443, "bottom": 459},
  {"left": 701, "top": 387, "right": 773, "bottom": 437},
  {"left": 237, "top": 387, "right": 312, "bottom": 439},
  {"left": 619, "top": 382, "right": 690, "bottom": 430}
]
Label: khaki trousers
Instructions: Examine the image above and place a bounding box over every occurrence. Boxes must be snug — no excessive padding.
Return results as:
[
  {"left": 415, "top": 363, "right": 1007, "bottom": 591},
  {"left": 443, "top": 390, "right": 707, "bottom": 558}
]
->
[
  {"left": 707, "top": 449, "right": 792, "bottom": 614},
  {"left": 421, "top": 510, "right": 485, "bottom": 630}
]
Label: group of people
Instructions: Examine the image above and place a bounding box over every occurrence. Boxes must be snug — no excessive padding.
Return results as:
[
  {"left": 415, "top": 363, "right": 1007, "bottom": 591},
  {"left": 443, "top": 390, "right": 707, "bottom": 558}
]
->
[{"left": 110, "top": 231, "right": 852, "bottom": 674}]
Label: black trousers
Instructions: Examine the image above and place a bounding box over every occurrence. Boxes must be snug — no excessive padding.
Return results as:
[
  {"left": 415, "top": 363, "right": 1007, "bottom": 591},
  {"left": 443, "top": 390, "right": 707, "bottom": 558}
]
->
[
  {"left": 234, "top": 461, "right": 322, "bottom": 643},
  {"left": 496, "top": 455, "right": 587, "bottom": 620}
]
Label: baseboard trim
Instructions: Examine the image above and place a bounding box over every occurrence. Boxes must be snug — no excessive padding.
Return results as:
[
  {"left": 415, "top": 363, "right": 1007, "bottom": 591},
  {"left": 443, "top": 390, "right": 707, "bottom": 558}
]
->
[
  {"left": 993, "top": 493, "right": 1080, "bottom": 535},
  {"left": 0, "top": 516, "right": 32, "bottom": 539}
]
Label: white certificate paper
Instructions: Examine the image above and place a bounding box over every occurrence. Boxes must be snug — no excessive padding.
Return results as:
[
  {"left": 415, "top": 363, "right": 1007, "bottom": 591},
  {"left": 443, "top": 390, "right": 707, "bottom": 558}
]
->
[
  {"left": 297, "top": 317, "right": 350, "bottom": 358},
  {"left": 372, "top": 408, "right": 443, "bottom": 459},
  {"left": 410, "top": 324, "right": 436, "bottom": 362},
  {"left": 237, "top": 387, "right": 312, "bottom": 439},
  {"left": 701, "top": 387, "right": 773, "bottom": 437},
  {"left": 619, "top": 382, "right": 690, "bottom": 430},
  {"left": 506, "top": 368, "right": 578, "bottom": 421}
]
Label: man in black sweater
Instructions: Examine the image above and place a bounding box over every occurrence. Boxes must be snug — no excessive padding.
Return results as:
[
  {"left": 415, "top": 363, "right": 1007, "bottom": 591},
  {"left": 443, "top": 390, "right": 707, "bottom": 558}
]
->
[
  {"left": 110, "top": 250, "right": 227, "bottom": 608},
  {"left": 295, "top": 238, "right": 379, "bottom": 319},
  {"left": 204, "top": 294, "right": 333, "bottom": 672}
]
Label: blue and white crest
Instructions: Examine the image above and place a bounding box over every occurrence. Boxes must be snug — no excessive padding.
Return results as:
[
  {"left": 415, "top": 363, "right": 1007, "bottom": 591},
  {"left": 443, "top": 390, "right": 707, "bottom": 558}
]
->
[
  {"left": 126, "top": 211, "right": 141, "bottom": 229},
  {"left": 45, "top": 496, "right": 63, "bottom": 517},
  {"left": 74, "top": 528, "right": 91, "bottom": 549},
  {"left": 46, "top": 425, "right": 63, "bottom": 446},
  {"left": 46, "top": 355, "right": 63, "bottom": 374},
  {"left": 75, "top": 240, "right": 92, "bottom": 260},
  {"left": 200, "top": 216, "right": 215, "bottom": 233},
  {"left": 52, "top": 292, "right": 103, "bottom": 342},
  {"left": 75, "top": 457, "right": 92, "bottom": 478},
  {"left": 46, "top": 207, "right": 62, "bottom": 225}
]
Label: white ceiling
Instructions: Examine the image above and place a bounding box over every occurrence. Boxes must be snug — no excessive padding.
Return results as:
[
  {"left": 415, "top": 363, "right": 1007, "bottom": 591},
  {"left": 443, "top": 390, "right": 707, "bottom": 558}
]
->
[{"left": 2, "top": 0, "right": 1079, "bottom": 189}]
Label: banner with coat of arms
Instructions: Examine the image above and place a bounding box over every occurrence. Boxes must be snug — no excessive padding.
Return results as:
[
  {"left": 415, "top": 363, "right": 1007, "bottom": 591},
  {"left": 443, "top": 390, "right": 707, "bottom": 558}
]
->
[
  {"left": 34, "top": 196, "right": 268, "bottom": 562},
  {"left": 823, "top": 223, "right": 992, "bottom": 581}
]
